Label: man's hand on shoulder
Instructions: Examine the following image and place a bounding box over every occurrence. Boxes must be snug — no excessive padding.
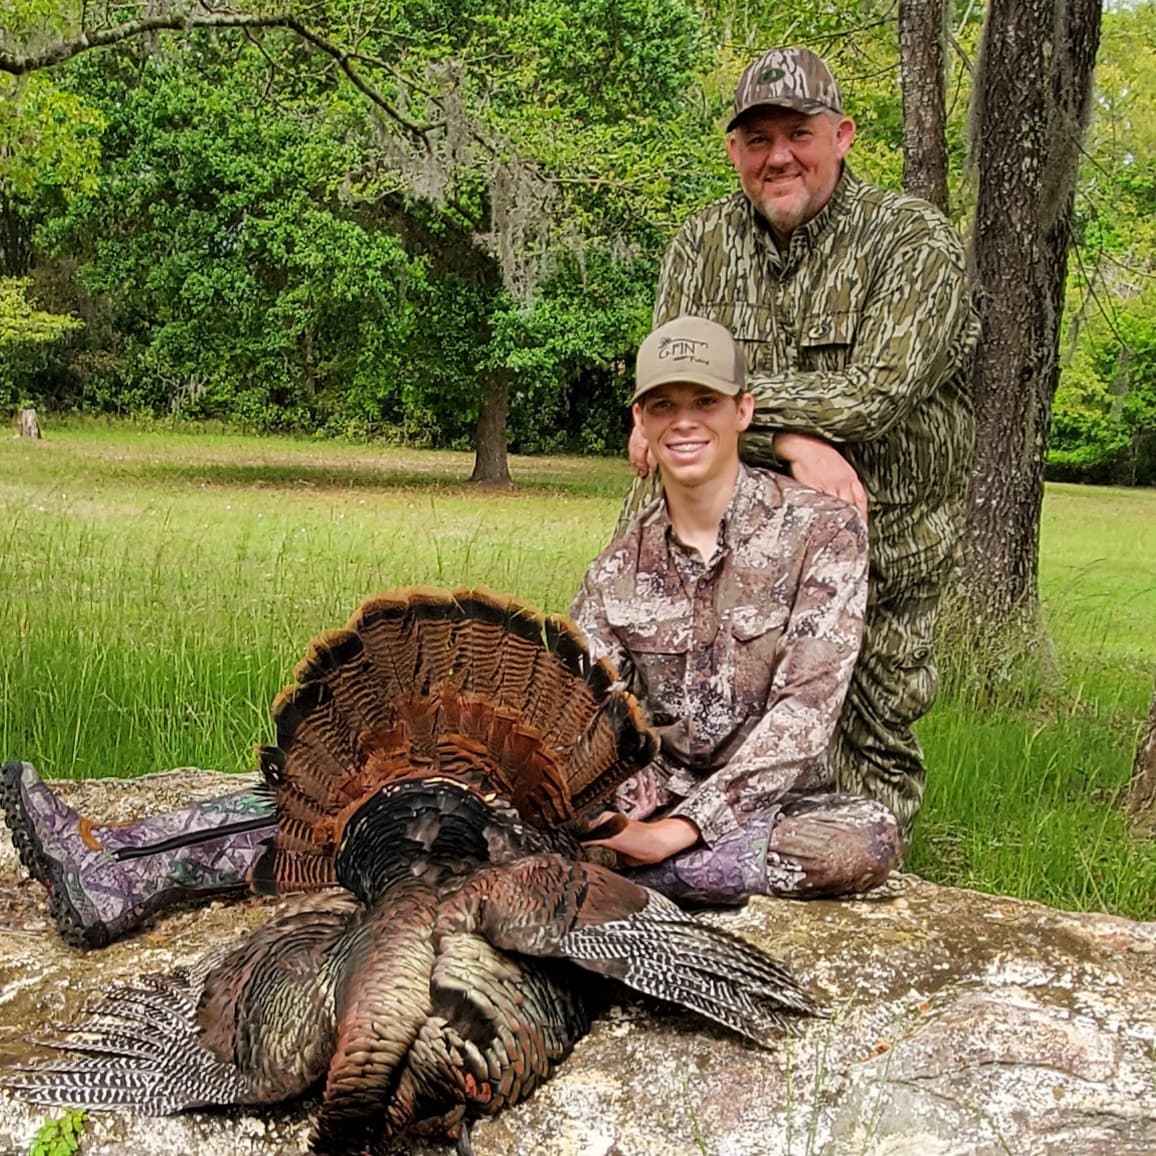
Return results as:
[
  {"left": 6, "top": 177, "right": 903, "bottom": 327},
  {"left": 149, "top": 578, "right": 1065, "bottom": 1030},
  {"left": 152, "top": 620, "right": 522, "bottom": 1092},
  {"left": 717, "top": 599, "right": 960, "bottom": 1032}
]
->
[
  {"left": 773, "top": 432, "right": 868, "bottom": 521},
  {"left": 582, "top": 815, "right": 700, "bottom": 865},
  {"left": 628, "top": 424, "right": 657, "bottom": 477}
]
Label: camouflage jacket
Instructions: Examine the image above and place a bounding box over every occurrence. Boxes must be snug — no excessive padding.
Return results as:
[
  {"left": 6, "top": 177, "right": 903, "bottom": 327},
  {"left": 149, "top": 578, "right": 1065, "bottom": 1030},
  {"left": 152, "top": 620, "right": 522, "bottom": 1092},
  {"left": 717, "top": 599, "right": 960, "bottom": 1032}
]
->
[
  {"left": 572, "top": 465, "right": 867, "bottom": 845},
  {"left": 653, "top": 168, "right": 979, "bottom": 594}
]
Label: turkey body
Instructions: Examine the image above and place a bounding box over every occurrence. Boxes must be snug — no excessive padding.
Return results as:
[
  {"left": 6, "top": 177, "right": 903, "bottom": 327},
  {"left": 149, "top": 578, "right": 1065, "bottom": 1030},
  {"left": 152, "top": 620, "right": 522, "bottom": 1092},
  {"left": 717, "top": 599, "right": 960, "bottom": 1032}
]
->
[{"left": 10, "top": 589, "right": 815, "bottom": 1155}]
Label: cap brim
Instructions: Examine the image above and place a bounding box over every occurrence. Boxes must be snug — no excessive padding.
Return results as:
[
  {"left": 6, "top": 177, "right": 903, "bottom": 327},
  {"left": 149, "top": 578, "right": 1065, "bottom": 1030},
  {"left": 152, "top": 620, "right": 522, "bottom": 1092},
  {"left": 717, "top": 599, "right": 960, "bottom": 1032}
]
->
[
  {"left": 727, "top": 97, "right": 836, "bottom": 131},
  {"left": 630, "top": 370, "right": 743, "bottom": 405}
]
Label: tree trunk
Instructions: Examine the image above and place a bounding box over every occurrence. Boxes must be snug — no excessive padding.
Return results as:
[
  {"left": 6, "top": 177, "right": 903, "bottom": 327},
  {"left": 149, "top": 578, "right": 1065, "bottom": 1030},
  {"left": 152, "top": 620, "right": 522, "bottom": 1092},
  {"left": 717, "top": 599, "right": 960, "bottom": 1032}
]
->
[
  {"left": 898, "top": 0, "right": 949, "bottom": 213},
  {"left": 962, "top": 0, "right": 1102, "bottom": 628},
  {"left": 1129, "top": 685, "right": 1156, "bottom": 835},
  {"left": 469, "top": 369, "right": 511, "bottom": 484},
  {"left": 18, "top": 408, "right": 41, "bottom": 439}
]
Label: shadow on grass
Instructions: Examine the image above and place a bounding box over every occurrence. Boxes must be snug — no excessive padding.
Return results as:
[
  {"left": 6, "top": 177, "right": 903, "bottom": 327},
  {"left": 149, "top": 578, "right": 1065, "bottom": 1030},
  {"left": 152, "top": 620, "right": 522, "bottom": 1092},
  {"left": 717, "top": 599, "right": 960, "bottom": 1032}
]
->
[
  {"left": 3, "top": 441, "right": 634, "bottom": 501},
  {"left": 129, "top": 460, "right": 633, "bottom": 500},
  {"left": 146, "top": 461, "right": 494, "bottom": 492}
]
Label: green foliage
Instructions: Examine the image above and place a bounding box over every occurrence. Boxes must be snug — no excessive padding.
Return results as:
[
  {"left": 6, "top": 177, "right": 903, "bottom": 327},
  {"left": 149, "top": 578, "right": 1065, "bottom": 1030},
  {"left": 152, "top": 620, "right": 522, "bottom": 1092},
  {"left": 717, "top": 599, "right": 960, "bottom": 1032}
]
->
[
  {"left": 0, "top": 276, "right": 82, "bottom": 406},
  {"left": 2, "top": 0, "right": 715, "bottom": 448},
  {"left": 33, "top": 55, "right": 418, "bottom": 429},
  {"left": 0, "top": 72, "right": 104, "bottom": 204},
  {"left": 28, "top": 1109, "right": 87, "bottom": 1156},
  {"left": 0, "top": 276, "right": 80, "bottom": 345},
  {"left": 391, "top": 252, "right": 649, "bottom": 455},
  {"left": 1, "top": 0, "right": 1150, "bottom": 476},
  {"left": 0, "top": 69, "right": 104, "bottom": 294},
  {"left": 495, "top": 254, "right": 654, "bottom": 454},
  {"left": 0, "top": 0, "right": 76, "bottom": 44},
  {"left": 1048, "top": 347, "right": 1132, "bottom": 481},
  {"left": 1050, "top": 290, "right": 1156, "bottom": 485},
  {"left": 1049, "top": 1, "right": 1156, "bottom": 484}
]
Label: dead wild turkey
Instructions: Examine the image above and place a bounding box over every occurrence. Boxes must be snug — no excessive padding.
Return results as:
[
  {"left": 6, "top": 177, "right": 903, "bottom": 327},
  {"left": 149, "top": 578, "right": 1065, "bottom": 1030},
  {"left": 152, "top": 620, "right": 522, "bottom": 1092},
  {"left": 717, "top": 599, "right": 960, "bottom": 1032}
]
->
[{"left": 9, "top": 588, "right": 815, "bottom": 1155}]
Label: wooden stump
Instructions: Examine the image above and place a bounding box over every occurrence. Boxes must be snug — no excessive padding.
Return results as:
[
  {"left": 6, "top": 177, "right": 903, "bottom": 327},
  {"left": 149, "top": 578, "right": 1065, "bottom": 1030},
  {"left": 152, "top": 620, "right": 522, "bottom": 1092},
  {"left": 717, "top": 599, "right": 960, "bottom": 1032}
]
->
[
  {"left": 17, "top": 408, "right": 41, "bottom": 439},
  {"left": 1128, "top": 684, "right": 1156, "bottom": 836}
]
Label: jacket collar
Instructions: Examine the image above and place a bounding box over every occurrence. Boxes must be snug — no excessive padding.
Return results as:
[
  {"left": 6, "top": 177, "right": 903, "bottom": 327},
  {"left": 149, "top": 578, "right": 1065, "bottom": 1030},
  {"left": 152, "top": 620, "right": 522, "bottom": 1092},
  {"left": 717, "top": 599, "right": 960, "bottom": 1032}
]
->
[{"left": 638, "top": 464, "right": 774, "bottom": 560}]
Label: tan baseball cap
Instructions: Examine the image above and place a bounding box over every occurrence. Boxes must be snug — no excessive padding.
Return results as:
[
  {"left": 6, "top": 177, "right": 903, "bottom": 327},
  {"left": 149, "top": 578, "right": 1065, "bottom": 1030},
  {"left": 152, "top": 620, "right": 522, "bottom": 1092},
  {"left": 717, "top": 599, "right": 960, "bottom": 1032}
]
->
[
  {"left": 631, "top": 316, "right": 746, "bottom": 404},
  {"left": 728, "top": 46, "right": 843, "bottom": 131}
]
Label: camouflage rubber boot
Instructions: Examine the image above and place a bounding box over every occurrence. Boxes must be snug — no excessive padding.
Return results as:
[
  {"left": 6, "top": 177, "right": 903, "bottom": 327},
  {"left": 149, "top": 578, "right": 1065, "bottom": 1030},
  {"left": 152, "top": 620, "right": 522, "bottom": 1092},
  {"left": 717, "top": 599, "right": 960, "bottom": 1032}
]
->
[{"left": 0, "top": 761, "right": 277, "bottom": 949}]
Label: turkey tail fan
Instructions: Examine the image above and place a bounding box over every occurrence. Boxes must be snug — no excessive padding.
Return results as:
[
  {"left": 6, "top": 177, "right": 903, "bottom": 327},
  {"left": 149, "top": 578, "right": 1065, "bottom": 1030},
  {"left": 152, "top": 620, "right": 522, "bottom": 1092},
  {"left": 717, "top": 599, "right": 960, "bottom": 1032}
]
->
[
  {"left": 565, "top": 686, "right": 657, "bottom": 810},
  {"left": 257, "top": 587, "right": 656, "bottom": 894}
]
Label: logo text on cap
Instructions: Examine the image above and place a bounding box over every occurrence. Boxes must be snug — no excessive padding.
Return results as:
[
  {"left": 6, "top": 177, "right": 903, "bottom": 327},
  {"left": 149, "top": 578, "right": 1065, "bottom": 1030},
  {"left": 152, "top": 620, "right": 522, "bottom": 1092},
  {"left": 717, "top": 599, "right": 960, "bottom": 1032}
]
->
[{"left": 658, "top": 336, "right": 711, "bottom": 365}]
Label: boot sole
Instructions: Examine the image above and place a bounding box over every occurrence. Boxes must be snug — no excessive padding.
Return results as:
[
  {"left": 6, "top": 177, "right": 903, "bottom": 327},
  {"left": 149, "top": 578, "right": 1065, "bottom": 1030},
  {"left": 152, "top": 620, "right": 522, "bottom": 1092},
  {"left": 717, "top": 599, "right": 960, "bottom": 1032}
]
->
[{"left": 0, "top": 761, "right": 110, "bottom": 949}]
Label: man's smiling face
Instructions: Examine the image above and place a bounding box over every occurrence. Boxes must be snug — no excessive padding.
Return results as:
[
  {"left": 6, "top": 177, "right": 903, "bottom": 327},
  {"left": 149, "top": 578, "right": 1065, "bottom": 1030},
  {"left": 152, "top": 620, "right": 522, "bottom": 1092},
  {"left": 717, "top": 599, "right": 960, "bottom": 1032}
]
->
[
  {"left": 727, "top": 106, "right": 855, "bottom": 242},
  {"left": 633, "top": 382, "right": 753, "bottom": 491}
]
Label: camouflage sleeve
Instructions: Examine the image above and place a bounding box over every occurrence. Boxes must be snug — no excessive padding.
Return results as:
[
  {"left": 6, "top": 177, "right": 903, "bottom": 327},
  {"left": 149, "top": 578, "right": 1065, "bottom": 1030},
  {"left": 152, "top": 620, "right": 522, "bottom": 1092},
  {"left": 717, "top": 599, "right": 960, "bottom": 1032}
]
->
[
  {"left": 613, "top": 472, "right": 663, "bottom": 541},
  {"left": 670, "top": 507, "right": 868, "bottom": 845},
  {"left": 652, "top": 227, "right": 700, "bottom": 327},
  {"left": 569, "top": 566, "right": 630, "bottom": 676},
  {"left": 652, "top": 219, "right": 786, "bottom": 473},
  {"left": 745, "top": 233, "right": 973, "bottom": 447}
]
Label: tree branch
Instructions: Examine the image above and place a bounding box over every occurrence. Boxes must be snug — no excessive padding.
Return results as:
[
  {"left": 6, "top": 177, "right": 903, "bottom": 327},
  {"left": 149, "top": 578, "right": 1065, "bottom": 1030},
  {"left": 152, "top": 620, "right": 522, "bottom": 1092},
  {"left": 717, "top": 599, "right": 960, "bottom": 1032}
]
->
[{"left": 0, "top": 12, "right": 433, "bottom": 142}]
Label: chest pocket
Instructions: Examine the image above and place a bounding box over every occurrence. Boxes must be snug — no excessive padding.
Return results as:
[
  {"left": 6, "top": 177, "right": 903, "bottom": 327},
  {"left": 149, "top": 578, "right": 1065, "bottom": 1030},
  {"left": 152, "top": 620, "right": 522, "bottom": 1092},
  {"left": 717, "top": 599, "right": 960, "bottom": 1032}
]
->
[
  {"left": 798, "top": 310, "right": 858, "bottom": 373},
  {"left": 603, "top": 605, "right": 690, "bottom": 726},
  {"left": 722, "top": 302, "right": 785, "bottom": 376},
  {"left": 729, "top": 607, "right": 791, "bottom": 713}
]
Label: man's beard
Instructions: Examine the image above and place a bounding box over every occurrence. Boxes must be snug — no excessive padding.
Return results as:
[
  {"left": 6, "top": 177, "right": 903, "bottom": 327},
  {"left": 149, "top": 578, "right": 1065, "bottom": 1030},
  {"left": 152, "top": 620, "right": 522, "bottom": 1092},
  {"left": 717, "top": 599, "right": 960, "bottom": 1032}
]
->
[{"left": 748, "top": 185, "right": 817, "bottom": 240}]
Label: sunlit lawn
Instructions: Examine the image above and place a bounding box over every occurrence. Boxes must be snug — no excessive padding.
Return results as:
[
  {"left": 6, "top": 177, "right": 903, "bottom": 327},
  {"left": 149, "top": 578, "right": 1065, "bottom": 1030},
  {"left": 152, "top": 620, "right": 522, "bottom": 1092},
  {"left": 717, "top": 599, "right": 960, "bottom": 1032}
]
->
[{"left": 2, "top": 422, "right": 1154, "bottom": 918}]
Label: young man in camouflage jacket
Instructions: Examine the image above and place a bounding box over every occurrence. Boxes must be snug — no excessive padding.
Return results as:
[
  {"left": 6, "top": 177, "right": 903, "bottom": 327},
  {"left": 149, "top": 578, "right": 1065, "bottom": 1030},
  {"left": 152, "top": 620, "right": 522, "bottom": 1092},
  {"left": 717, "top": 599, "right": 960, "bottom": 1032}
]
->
[
  {"left": 621, "top": 47, "right": 981, "bottom": 833},
  {"left": 578, "top": 315, "right": 901, "bottom": 901}
]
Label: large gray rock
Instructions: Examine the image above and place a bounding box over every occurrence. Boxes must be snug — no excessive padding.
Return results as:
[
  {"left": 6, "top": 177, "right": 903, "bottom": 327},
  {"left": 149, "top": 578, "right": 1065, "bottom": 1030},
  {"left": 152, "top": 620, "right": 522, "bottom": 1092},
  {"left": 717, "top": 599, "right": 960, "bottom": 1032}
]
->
[{"left": 1, "top": 771, "right": 1154, "bottom": 1156}]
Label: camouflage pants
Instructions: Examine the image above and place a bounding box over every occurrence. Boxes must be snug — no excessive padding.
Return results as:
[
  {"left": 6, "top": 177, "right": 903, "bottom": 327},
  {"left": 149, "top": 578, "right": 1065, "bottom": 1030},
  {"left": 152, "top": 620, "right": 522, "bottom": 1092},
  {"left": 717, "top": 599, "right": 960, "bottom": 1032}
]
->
[
  {"left": 625, "top": 792, "right": 902, "bottom": 905},
  {"left": 615, "top": 475, "right": 945, "bottom": 836},
  {"left": 830, "top": 577, "right": 945, "bottom": 836}
]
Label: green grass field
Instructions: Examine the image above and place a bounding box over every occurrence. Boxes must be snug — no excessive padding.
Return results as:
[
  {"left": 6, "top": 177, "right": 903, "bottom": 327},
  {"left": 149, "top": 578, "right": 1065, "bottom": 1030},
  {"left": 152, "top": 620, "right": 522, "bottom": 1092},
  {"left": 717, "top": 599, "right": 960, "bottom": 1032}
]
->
[{"left": 2, "top": 422, "right": 1153, "bottom": 918}]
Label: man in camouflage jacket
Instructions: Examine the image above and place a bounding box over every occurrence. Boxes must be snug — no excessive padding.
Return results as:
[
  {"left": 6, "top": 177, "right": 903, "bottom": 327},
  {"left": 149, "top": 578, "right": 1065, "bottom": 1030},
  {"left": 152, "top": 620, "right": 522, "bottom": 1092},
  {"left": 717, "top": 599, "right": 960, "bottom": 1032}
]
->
[
  {"left": 621, "top": 47, "right": 980, "bottom": 833},
  {"left": 580, "top": 315, "right": 901, "bottom": 902}
]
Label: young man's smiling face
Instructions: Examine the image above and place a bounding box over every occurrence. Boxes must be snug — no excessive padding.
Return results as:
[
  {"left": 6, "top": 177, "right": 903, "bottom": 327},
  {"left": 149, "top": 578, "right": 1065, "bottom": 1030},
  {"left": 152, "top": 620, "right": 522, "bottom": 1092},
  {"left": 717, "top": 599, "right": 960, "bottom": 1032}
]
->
[
  {"left": 727, "top": 106, "right": 855, "bottom": 242},
  {"left": 633, "top": 382, "right": 754, "bottom": 491}
]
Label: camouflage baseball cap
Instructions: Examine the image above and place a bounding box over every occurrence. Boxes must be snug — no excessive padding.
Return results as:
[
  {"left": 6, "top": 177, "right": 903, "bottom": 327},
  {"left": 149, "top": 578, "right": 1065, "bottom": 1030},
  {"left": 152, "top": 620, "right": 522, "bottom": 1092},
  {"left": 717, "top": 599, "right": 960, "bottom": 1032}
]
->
[
  {"left": 631, "top": 316, "right": 746, "bottom": 404},
  {"left": 727, "top": 46, "right": 843, "bottom": 130}
]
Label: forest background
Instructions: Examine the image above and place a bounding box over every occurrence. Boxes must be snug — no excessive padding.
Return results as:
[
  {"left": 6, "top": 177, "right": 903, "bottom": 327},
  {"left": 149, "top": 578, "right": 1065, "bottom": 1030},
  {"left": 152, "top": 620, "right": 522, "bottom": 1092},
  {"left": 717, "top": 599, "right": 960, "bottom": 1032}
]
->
[{"left": 1, "top": 0, "right": 1153, "bottom": 486}]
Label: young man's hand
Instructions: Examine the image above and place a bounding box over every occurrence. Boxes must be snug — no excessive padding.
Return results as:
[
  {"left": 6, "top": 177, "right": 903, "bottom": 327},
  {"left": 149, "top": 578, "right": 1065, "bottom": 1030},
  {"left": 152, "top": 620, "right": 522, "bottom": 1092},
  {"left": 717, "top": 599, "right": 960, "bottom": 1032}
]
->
[
  {"left": 773, "top": 432, "right": 868, "bottom": 521},
  {"left": 582, "top": 815, "right": 699, "bottom": 865}
]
